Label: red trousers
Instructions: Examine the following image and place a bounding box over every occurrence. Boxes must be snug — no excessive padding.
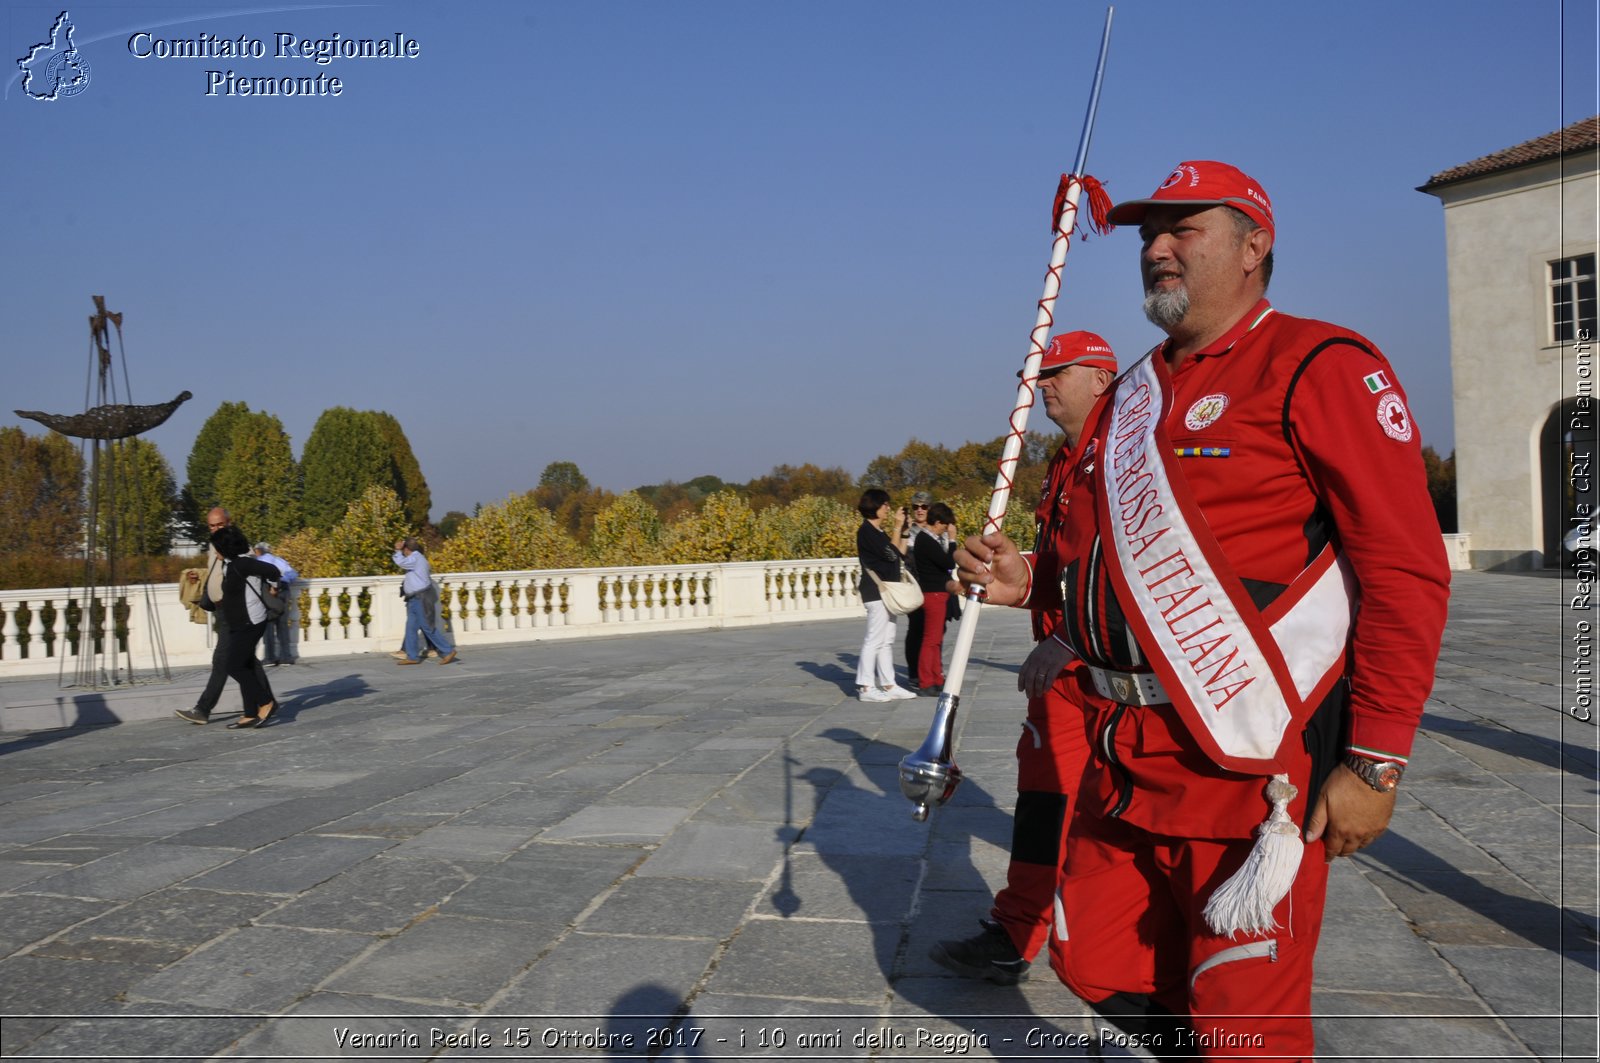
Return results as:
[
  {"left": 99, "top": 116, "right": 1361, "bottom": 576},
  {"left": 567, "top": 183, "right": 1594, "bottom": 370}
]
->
[
  {"left": 988, "top": 672, "right": 1091, "bottom": 962},
  {"left": 1049, "top": 806, "right": 1328, "bottom": 1062},
  {"left": 915, "top": 592, "right": 948, "bottom": 687}
]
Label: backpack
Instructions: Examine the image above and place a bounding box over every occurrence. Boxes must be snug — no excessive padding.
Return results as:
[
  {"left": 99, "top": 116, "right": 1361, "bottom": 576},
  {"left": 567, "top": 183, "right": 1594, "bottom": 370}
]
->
[{"left": 250, "top": 578, "right": 289, "bottom": 618}]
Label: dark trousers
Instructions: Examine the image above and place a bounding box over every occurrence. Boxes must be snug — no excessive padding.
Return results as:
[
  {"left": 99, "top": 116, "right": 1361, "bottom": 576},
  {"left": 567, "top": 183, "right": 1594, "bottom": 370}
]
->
[
  {"left": 225, "top": 622, "right": 273, "bottom": 717},
  {"left": 192, "top": 621, "right": 273, "bottom": 719},
  {"left": 261, "top": 611, "right": 293, "bottom": 663},
  {"left": 191, "top": 621, "right": 233, "bottom": 718},
  {"left": 904, "top": 607, "right": 926, "bottom": 687}
]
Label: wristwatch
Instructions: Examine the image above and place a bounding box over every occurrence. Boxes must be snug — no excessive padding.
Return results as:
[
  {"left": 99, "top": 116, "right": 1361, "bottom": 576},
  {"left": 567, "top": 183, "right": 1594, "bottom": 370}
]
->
[{"left": 1343, "top": 753, "right": 1404, "bottom": 793}]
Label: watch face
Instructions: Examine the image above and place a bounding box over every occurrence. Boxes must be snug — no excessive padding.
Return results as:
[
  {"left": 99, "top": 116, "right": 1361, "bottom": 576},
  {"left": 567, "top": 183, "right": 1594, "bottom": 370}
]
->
[{"left": 1347, "top": 756, "right": 1402, "bottom": 792}]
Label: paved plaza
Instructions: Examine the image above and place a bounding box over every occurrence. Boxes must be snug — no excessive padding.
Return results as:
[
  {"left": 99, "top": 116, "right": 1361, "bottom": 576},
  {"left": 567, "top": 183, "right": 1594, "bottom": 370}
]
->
[{"left": 0, "top": 570, "right": 1594, "bottom": 1061}]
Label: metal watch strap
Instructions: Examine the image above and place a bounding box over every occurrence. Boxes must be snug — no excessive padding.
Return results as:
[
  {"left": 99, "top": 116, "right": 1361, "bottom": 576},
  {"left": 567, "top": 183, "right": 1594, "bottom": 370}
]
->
[{"left": 1343, "top": 753, "right": 1403, "bottom": 792}]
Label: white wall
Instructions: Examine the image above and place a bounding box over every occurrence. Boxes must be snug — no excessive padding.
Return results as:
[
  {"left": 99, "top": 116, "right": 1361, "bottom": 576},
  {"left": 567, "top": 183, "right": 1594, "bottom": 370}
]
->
[{"left": 1432, "top": 155, "right": 1598, "bottom": 568}]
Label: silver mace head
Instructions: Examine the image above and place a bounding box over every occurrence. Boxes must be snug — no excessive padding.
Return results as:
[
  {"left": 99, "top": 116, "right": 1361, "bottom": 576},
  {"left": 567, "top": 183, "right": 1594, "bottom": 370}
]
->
[{"left": 898, "top": 691, "right": 963, "bottom": 821}]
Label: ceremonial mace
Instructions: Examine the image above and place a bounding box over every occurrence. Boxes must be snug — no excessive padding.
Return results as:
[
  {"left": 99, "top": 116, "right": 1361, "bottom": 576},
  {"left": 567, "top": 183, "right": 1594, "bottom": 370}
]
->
[{"left": 899, "top": 6, "right": 1115, "bottom": 821}]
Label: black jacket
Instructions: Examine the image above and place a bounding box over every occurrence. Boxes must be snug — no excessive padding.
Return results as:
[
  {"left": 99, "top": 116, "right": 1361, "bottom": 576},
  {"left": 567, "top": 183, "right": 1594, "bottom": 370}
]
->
[
  {"left": 911, "top": 531, "right": 955, "bottom": 593},
  {"left": 211, "top": 555, "right": 284, "bottom": 632},
  {"left": 856, "top": 521, "right": 903, "bottom": 604}
]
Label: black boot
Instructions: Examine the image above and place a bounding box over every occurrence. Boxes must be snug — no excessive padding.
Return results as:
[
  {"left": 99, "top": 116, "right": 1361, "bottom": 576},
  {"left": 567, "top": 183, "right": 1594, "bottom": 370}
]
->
[{"left": 929, "top": 919, "right": 1031, "bottom": 985}]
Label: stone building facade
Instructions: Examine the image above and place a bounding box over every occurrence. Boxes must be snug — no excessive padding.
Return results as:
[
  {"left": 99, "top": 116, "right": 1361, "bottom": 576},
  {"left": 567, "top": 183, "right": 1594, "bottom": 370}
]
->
[{"left": 1421, "top": 116, "right": 1598, "bottom": 569}]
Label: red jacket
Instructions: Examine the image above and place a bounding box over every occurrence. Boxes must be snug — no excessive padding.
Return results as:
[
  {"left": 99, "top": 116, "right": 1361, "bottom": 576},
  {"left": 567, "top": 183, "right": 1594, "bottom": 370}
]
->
[
  {"left": 1031, "top": 302, "right": 1449, "bottom": 804},
  {"left": 1023, "top": 435, "right": 1093, "bottom": 644}
]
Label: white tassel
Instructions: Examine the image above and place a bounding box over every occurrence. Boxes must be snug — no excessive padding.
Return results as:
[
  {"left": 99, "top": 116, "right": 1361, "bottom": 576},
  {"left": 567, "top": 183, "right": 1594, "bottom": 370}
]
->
[{"left": 1203, "top": 774, "right": 1303, "bottom": 938}]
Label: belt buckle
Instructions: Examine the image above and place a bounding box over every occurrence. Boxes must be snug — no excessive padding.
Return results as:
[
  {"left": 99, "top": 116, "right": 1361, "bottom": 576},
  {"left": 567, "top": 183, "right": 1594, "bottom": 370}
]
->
[{"left": 1110, "top": 674, "right": 1135, "bottom": 704}]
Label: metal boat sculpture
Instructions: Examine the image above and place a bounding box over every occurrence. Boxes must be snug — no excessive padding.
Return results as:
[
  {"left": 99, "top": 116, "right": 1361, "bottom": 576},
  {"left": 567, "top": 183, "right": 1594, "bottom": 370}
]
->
[{"left": 15, "top": 390, "right": 191, "bottom": 440}]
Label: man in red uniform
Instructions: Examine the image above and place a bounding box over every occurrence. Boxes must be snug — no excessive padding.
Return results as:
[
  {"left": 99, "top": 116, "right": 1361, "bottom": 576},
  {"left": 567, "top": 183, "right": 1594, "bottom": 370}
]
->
[
  {"left": 931, "top": 331, "right": 1117, "bottom": 984},
  {"left": 956, "top": 161, "right": 1450, "bottom": 1061}
]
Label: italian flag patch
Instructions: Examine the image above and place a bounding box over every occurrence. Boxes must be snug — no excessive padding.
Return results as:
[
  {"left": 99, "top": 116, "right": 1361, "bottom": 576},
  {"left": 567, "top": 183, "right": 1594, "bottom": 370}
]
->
[{"left": 1363, "top": 370, "right": 1392, "bottom": 394}]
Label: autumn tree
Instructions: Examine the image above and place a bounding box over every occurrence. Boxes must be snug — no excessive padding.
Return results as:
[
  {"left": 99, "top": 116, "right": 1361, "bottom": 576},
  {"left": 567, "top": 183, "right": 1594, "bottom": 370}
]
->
[
  {"left": 860, "top": 432, "right": 1058, "bottom": 502},
  {"left": 213, "top": 411, "right": 301, "bottom": 544},
  {"left": 322, "top": 484, "right": 413, "bottom": 577},
  {"left": 530, "top": 461, "right": 611, "bottom": 540},
  {"left": 374, "top": 412, "right": 431, "bottom": 528},
  {"left": 98, "top": 438, "right": 178, "bottom": 557},
  {"left": 300, "top": 407, "right": 399, "bottom": 532},
  {"left": 635, "top": 475, "right": 729, "bottom": 525},
  {"left": 431, "top": 493, "right": 583, "bottom": 573},
  {"left": 755, "top": 495, "right": 858, "bottom": 559},
  {"left": 437, "top": 510, "right": 469, "bottom": 540},
  {"left": 181, "top": 400, "right": 250, "bottom": 542},
  {"left": 1421, "top": 446, "right": 1457, "bottom": 533},
  {"left": 861, "top": 438, "right": 951, "bottom": 492},
  {"left": 745, "top": 463, "right": 856, "bottom": 510},
  {"left": 588, "top": 491, "right": 667, "bottom": 566},
  {"left": 948, "top": 493, "right": 1035, "bottom": 550},
  {"left": 0, "top": 427, "right": 85, "bottom": 556},
  {"left": 536, "top": 461, "right": 588, "bottom": 500},
  {"left": 272, "top": 527, "right": 332, "bottom": 581},
  {"left": 664, "top": 490, "right": 776, "bottom": 563}
]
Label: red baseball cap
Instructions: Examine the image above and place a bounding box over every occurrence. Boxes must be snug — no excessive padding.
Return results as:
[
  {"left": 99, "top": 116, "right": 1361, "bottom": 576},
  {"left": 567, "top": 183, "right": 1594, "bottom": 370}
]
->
[
  {"left": 1106, "top": 160, "right": 1274, "bottom": 238},
  {"left": 1020, "top": 330, "right": 1118, "bottom": 377}
]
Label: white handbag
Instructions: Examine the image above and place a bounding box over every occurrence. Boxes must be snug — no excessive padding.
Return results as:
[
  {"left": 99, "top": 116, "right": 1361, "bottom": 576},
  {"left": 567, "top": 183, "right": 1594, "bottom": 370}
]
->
[{"left": 868, "top": 561, "right": 925, "bottom": 616}]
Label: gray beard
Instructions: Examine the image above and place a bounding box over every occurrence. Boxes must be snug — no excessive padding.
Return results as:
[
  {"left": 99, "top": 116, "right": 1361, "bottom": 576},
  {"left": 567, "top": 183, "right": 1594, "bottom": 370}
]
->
[{"left": 1143, "top": 285, "right": 1190, "bottom": 330}]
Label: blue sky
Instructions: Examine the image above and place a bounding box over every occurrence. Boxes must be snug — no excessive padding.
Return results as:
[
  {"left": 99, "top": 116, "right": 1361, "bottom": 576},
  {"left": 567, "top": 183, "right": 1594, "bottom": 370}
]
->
[{"left": 3, "top": 0, "right": 1596, "bottom": 521}]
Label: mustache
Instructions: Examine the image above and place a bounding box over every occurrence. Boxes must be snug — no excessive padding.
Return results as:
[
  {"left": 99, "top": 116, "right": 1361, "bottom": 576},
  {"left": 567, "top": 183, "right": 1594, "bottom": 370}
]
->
[{"left": 1143, "top": 265, "right": 1180, "bottom": 289}]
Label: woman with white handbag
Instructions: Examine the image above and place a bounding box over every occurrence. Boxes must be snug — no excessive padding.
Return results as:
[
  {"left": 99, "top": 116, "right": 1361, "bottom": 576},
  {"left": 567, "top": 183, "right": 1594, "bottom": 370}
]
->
[{"left": 854, "top": 488, "right": 921, "bottom": 702}]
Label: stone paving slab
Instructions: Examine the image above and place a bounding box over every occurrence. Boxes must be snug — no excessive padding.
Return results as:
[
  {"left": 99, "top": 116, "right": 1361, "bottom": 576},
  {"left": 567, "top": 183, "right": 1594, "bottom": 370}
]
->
[
  {"left": 494, "top": 931, "right": 723, "bottom": 1014},
  {"left": 7, "top": 1002, "right": 261, "bottom": 1062},
  {"left": 186, "top": 834, "right": 396, "bottom": 894},
  {"left": 227, "top": 991, "right": 471, "bottom": 1062},
  {"left": 127, "top": 924, "right": 374, "bottom": 1012},
  {"left": 323, "top": 913, "right": 563, "bottom": 1006},
  {"left": 0, "top": 572, "right": 1593, "bottom": 1061},
  {"left": 18, "top": 841, "right": 242, "bottom": 901},
  {"left": 260, "top": 854, "right": 480, "bottom": 934},
  {"left": 0, "top": 892, "right": 118, "bottom": 956}
]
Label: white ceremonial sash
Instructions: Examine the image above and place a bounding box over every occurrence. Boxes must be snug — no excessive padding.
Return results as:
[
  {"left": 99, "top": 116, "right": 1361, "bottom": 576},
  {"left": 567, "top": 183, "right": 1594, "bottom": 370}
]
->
[{"left": 1096, "top": 349, "right": 1353, "bottom": 772}]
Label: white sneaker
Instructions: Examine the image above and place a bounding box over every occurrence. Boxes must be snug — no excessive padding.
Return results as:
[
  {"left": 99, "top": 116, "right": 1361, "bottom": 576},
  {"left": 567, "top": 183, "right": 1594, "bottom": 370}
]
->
[
  {"left": 883, "top": 685, "right": 919, "bottom": 700},
  {"left": 859, "top": 687, "right": 893, "bottom": 703}
]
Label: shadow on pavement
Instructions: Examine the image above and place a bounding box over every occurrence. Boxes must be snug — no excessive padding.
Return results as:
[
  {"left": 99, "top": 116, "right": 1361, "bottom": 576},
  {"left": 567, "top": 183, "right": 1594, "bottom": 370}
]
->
[
  {"left": 1423, "top": 711, "right": 1600, "bottom": 783},
  {"left": 783, "top": 727, "right": 1086, "bottom": 1055},
  {"left": 1364, "top": 827, "right": 1600, "bottom": 968},
  {"left": 0, "top": 727, "right": 92, "bottom": 756},
  {"left": 605, "top": 982, "right": 709, "bottom": 1058},
  {"left": 270, "top": 673, "right": 373, "bottom": 725},
  {"left": 795, "top": 657, "right": 858, "bottom": 694}
]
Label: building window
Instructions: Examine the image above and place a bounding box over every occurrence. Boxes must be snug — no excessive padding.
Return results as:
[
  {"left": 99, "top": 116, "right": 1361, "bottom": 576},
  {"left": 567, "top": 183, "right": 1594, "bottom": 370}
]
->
[{"left": 1550, "top": 253, "right": 1596, "bottom": 344}]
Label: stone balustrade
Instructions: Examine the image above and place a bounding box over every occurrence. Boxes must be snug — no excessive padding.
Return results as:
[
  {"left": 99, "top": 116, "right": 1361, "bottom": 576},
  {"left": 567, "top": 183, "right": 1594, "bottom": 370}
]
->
[{"left": 0, "top": 558, "right": 865, "bottom": 679}]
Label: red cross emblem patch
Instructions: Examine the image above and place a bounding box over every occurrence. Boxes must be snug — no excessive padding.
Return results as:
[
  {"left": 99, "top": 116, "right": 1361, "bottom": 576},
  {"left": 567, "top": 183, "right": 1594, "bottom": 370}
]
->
[{"left": 1376, "top": 392, "right": 1413, "bottom": 443}]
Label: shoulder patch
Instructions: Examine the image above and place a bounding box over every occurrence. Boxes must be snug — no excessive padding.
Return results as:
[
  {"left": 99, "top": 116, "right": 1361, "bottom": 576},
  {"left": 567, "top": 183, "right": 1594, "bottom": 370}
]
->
[
  {"left": 1377, "top": 392, "right": 1414, "bottom": 442},
  {"left": 1362, "top": 370, "right": 1392, "bottom": 394}
]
